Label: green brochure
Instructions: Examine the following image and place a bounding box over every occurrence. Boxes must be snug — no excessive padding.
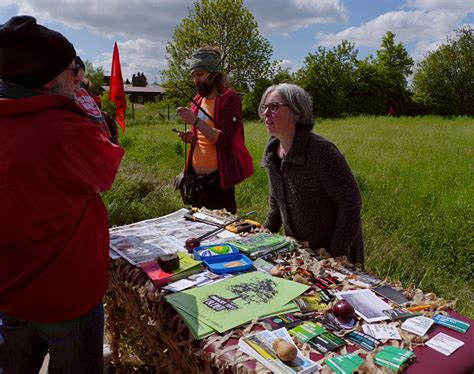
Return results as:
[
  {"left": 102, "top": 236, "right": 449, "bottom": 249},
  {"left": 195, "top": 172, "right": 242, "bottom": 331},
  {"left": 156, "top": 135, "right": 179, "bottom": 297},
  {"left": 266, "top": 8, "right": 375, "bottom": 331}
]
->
[
  {"left": 325, "top": 353, "right": 364, "bottom": 374},
  {"left": 166, "top": 272, "right": 309, "bottom": 333},
  {"left": 174, "top": 305, "right": 215, "bottom": 340}
]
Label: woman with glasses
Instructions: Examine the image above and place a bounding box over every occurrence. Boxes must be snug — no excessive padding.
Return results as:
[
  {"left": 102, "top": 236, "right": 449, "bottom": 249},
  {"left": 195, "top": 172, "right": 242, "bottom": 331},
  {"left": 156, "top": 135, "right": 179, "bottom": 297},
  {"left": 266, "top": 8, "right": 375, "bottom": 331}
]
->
[{"left": 259, "top": 83, "right": 364, "bottom": 266}]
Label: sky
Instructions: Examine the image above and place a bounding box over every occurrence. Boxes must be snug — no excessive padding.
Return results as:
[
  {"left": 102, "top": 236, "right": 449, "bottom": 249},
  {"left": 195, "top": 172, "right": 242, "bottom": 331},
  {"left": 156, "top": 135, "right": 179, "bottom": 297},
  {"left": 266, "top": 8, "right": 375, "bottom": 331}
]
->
[{"left": 1, "top": 0, "right": 473, "bottom": 83}]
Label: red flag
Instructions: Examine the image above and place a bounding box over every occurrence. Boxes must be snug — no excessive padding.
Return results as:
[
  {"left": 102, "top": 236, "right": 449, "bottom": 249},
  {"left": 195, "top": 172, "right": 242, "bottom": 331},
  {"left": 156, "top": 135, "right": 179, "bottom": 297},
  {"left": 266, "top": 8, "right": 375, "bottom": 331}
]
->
[{"left": 109, "top": 42, "right": 126, "bottom": 132}]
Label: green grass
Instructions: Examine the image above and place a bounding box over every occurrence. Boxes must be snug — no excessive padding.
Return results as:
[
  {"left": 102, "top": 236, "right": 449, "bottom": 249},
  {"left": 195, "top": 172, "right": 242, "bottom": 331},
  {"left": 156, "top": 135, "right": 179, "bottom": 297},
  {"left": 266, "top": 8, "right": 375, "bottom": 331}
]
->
[{"left": 104, "top": 110, "right": 474, "bottom": 317}]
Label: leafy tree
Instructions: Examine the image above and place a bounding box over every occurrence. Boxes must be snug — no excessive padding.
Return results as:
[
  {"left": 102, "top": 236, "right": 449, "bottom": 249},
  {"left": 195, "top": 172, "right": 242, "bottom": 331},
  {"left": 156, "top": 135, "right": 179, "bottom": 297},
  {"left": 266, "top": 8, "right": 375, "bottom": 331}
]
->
[
  {"left": 84, "top": 61, "right": 105, "bottom": 96},
  {"left": 412, "top": 26, "right": 473, "bottom": 115},
  {"left": 162, "top": 0, "right": 273, "bottom": 97},
  {"left": 296, "top": 40, "right": 359, "bottom": 118},
  {"left": 373, "top": 31, "right": 414, "bottom": 114}
]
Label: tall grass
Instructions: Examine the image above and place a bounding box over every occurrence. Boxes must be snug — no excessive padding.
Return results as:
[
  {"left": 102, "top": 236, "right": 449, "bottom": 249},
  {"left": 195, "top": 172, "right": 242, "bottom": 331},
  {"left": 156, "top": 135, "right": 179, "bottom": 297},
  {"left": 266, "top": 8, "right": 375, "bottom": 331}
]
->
[{"left": 103, "top": 109, "right": 473, "bottom": 317}]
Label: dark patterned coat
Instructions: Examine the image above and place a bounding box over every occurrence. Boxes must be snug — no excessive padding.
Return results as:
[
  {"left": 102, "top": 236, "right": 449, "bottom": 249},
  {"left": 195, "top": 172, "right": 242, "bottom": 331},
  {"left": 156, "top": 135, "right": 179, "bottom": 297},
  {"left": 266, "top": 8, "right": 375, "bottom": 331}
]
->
[{"left": 262, "top": 128, "right": 364, "bottom": 266}]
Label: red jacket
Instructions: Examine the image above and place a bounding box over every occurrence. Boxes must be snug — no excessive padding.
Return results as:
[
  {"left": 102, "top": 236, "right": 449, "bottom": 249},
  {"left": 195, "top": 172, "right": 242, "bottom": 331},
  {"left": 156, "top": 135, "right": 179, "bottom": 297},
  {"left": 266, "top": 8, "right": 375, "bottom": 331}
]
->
[
  {"left": 189, "top": 88, "right": 253, "bottom": 188},
  {"left": 0, "top": 95, "right": 124, "bottom": 322}
]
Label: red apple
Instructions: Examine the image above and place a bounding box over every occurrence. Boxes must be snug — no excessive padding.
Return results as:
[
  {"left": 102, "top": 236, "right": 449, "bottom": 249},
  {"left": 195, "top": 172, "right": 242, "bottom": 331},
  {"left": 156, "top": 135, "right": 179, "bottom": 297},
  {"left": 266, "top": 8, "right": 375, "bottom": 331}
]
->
[
  {"left": 185, "top": 238, "right": 201, "bottom": 252},
  {"left": 332, "top": 300, "right": 355, "bottom": 323}
]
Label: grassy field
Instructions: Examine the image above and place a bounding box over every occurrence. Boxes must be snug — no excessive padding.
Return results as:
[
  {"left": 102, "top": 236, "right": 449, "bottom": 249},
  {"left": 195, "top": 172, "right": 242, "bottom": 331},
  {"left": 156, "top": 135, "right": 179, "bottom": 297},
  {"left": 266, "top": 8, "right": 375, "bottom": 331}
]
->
[{"left": 103, "top": 107, "right": 473, "bottom": 317}]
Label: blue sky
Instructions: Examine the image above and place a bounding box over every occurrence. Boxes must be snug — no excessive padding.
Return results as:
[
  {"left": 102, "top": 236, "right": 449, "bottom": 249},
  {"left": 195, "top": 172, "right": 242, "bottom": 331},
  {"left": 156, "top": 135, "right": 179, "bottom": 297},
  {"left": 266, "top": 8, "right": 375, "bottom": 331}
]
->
[{"left": 1, "top": 0, "right": 473, "bottom": 83}]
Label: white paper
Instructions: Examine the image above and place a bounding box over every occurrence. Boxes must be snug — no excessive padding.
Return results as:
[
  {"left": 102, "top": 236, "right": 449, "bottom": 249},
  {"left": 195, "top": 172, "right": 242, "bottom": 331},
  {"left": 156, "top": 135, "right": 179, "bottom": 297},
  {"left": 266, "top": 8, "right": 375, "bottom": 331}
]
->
[
  {"left": 336, "top": 289, "right": 392, "bottom": 323},
  {"left": 362, "top": 324, "right": 402, "bottom": 340},
  {"left": 401, "top": 316, "right": 434, "bottom": 336},
  {"left": 426, "top": 333, "right": 464, "bottom": 356}
]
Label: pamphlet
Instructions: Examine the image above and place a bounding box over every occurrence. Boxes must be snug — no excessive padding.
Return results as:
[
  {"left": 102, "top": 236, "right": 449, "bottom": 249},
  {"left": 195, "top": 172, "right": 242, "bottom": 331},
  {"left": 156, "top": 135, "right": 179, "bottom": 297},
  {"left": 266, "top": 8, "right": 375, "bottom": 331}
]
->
[
  {"left": 426, "top": 333, "right": 465, "bottom": 356},
  {"left": 336, "top": 289, "right": 392, "bottom": 323},
  {"left": 238, "top": 328, "right": 321, "bottom": 374},
  {"left": 324, "top": 353, "right": 364, "bottom": 374},
  {"left": 294, "top": 294, "right": 329, "bottom": 313},
  {"left": 372, "top": 285, "right": 410, "bottom": 306},
  {"left": 289, "top": 322, "right": 326, "bottom": 343},
  {"left": 162, "top": 270, "right": 232, "bottom": 292},
  {"left": 374, "top": 345, "right": 414, "bottom": 371},
  {"left": 362, "top": 323, "right": 402, "bottom": 340},
  {"left": 344, "top": 330, "right": 382, "bottom": 351},
  {"left": 432, "top": 314, "right": 470, "bottom": 334},
  {"left": 261, "top": 313, "right": 302, "bottom": 331},
  {"left": 401, "top": 316, "right": 434, "bottom": 336},
  {"left": 166, "top": 272, "right": 308, "bottom": 333},
  {"left": 309, "top": 331, "right": 346, "bottom": 354}
]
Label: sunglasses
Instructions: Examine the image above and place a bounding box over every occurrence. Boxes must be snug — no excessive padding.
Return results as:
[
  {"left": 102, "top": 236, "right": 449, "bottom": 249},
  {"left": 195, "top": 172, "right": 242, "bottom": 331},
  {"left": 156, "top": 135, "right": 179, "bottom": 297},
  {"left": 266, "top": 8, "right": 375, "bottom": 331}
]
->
[
  {"left": 68, "top": 66, "right": 80, "bottom": 77},
  {"left": 260, "top": 102, "right": 288, "bottom": 113}
]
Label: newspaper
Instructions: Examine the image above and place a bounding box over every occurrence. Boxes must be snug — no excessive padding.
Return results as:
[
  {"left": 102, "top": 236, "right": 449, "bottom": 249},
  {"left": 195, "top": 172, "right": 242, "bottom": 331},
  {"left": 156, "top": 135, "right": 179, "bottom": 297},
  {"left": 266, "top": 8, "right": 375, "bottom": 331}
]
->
[{"left": 109, "top": 209, "right": 239, "bottom": 265}]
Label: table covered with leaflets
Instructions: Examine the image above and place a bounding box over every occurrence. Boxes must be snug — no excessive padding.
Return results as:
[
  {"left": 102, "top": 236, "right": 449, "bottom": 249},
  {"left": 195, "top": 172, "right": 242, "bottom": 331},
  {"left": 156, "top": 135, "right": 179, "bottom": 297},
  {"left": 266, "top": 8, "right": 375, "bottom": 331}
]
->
[{"left": 105, "top": 209, "right": 473, "bottom": 373}]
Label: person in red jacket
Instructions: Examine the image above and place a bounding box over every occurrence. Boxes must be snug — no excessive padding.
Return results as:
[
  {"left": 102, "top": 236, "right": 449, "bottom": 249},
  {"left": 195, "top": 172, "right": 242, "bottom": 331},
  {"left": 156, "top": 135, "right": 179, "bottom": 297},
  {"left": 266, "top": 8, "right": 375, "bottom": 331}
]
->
[
  {"left": 0, "top": 16, "right": 124, "bottom": 373},
  {"left": 176, "top": 47, "right": 253, "bottom": 214}
]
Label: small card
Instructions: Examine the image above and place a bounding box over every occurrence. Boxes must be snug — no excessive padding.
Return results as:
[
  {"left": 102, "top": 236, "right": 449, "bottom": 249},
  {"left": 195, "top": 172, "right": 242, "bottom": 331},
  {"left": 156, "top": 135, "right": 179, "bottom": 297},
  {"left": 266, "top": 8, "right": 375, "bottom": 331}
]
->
[
  {"left": 345, "top": 330, "right": 382, "bottom": 351},
  {"left": 401, "top": 316, "right": 434, "bottom": 336},
  {"left": 432, "top": 314, "right": 470, "bottom": 334},
  {"left": 426, "top": 333, "right": 464, "bottom": 356},
  {"left": 309, "top": 331, "right": 346, "bottom": 354},
  {"left": 317, "top": 314, "right": 342, "bottom": 331},
  {"left": 289, "top": 321, "right": 326, "bottom": 343},
  {"left": 383, "top": 307, "right": 418, "bottom": 321},
  {"left": 261, "top": 313, "right": 302, "bottom": 331},
  {"left": 375, "top": 346, "right": 414, "bottom": 371},
  {"left": 362, "top": 323, "right": 402, "bottom": 340},
  {"left": 372, "top": 285, "right": 410, "bottom": 306},
  {"left": 325, "top": 353, "right": 364, "bottom": 374},
  {"left": 252, "top": 258, "right": 274, "bottom": 274}
]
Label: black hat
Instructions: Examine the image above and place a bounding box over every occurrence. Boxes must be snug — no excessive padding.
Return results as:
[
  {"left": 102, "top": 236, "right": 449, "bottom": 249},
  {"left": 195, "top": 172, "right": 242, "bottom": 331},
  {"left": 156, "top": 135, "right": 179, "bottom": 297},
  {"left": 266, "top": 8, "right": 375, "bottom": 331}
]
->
[{"left": 0, "top": 15, "right": 76, "bottom": 88}]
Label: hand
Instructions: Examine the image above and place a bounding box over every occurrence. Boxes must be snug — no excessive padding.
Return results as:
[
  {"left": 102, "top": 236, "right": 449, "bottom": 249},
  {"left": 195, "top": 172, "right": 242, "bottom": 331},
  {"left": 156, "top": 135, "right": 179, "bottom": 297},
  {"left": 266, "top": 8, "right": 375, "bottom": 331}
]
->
[
  {"left": 178, "top": 130, "right": 196, "bottom": 144},
  {"left": 177, "top": 107, "right": 197, "bottom": 126}
]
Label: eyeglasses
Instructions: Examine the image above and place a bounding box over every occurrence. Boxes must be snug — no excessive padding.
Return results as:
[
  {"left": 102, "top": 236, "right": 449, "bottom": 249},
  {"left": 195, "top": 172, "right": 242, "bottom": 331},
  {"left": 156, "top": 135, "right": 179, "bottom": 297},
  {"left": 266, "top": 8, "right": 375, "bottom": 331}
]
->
[
  {"left": 68, "top": 66, "right": 80, "bottom": 77},
  {"left": 260, "top": 102, "right": 288, "bottom": 113}
]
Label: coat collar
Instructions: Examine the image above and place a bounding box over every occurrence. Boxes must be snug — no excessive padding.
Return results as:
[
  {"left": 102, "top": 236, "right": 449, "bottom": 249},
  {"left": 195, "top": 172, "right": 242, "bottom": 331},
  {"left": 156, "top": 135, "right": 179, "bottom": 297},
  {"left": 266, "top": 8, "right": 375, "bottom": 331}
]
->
[{"left": 261, "top": 127, "right": 311, "bottom": 168}]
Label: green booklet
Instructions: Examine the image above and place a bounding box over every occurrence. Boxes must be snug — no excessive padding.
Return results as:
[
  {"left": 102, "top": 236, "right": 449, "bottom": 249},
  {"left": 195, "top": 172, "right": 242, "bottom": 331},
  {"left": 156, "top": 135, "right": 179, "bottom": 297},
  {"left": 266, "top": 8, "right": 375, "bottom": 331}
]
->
[
  {"left": 229, "top": 233, "right": 290, "bottom": 253},
  {"left": 173, "top": 305, "right": 215, "bottom": 339},
  {"left": 325, "top": 353, "right": 364, "bottom": 374},
  {"left": 375, "top": 346, "right": 414, "bottom": 371},
  {"left": 289, "top": 321, "right": 326, "bottom": 343},
  {"left": 166, "top": 272, "right": 309, "bottom": 333}
]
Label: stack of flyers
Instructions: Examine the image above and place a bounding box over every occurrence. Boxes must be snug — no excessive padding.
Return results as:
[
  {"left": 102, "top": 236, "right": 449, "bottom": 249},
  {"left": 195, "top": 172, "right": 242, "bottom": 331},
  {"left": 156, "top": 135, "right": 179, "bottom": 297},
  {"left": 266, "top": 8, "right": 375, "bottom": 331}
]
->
[
  {"left": 432, "top": 314, "right": 470, "bottom": 334},
  {"left": 318, "top": 289, "right": 336, "bottom": 303},
  {"left": 374, "top": 346, "right": 414, "bottom": 371},
  {"left": 309, "top": 331, "right": 346, "bottom": 354},
  {"left": 289, "top": 322, "right": 326, "bottom": 343},
  {"left": 372, "top": 285, "right": 411, "bottom": 306},
  {"left": 401, "top": 316, "right": 434, "bottom": 336},
  {"left": 317, "top": 313, "right": 342, "bottom": 331},
  {"left": 324, "top": 353, "right": 364, "bottom": 374},
  {"left": 238, "top": 327, "right": 321, "bottom": 374},
  {"left": 294, "top": 294, "right": 329, "bottom": 313},
  {"left": 252, "top": 258, "right": 275, "bottom": 274},
  {"left": 344, "top": 330, "right": 382, "bottom": 351},
  {"left": 262, "top": 313, "right": 302, "bottom": 331},
  {"left": 348, "top": 271, "right": 383, "bottom": 288},
  {"left": 311, "top": 276, "right": 341, "bottom": 290},
  {"left": 426, "top": 333, "right": 465, "bottom": 356}
]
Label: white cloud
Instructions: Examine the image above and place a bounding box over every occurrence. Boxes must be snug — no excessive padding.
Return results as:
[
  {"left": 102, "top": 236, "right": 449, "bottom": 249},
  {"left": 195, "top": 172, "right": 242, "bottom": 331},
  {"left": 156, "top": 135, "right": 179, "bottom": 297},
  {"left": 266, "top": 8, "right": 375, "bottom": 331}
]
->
[
  {"left": 276, "top": 59, "right": 300, "bottom": 73},
  {"left": 247, "top": 0, "right": 348, "bottom": 35},
  {"left": 405, "top": 0, "right": 474, "bottom": 13}
]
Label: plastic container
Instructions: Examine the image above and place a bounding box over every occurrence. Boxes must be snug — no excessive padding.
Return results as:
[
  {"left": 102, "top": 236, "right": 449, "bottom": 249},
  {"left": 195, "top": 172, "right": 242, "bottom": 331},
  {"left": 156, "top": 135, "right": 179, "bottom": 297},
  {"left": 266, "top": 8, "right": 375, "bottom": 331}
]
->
[
  {"left": 202, "top": 253, "right": 253, "bottom": 274},
  {"left": 193, "top": 243, "right": 239, "bottom": 261}
]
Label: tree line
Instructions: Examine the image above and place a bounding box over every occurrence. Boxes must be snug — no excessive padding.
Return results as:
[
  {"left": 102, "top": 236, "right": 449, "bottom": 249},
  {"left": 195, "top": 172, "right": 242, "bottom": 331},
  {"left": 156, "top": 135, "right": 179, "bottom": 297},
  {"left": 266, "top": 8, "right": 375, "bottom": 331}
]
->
[{"left": 162, "top": 0, "right": 473, "bottom": 118}]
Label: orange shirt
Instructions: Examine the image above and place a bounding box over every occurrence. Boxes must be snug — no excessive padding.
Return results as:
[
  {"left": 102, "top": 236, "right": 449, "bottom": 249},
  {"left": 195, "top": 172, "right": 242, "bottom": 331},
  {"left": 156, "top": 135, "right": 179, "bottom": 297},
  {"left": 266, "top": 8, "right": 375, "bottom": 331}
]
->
[{"left": 192, "top": 97, "right": 218, "bottom": 175}]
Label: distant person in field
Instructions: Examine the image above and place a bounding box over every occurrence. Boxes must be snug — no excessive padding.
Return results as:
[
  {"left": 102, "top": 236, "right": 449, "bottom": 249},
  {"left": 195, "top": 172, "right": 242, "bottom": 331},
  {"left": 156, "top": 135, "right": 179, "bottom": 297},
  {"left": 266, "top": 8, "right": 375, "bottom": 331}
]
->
[
  {"left": 176, "top": 46, "right": 253, "bottom": 213},
  {"left": 388, "top": 106, "right": 396, "bottom": 117},
  {"left": 74, "top": 55, "right": 119, "bottom": 144},
  {"left": 0, "top": 15, "right": 124, "bottom": 372},
  {"left": 259, "top": 83, "right": 364, "bottom": 266}
]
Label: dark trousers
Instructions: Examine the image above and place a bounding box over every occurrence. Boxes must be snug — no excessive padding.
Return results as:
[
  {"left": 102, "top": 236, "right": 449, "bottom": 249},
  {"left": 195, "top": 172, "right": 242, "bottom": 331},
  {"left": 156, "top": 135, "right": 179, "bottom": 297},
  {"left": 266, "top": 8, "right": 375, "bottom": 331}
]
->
[
  {"left": 191, "top": 171, "right": 237, "bottom": 214},
  {"left": 0, "top": 303, "right": 104, "bottom": 374}
]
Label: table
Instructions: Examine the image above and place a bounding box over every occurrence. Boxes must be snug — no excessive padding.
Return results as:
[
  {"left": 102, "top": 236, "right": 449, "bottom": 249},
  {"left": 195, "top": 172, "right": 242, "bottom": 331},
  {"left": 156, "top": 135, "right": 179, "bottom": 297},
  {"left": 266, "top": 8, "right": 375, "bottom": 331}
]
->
[{"left": 105, "top": 252, "right": 474, "bottom": 373}]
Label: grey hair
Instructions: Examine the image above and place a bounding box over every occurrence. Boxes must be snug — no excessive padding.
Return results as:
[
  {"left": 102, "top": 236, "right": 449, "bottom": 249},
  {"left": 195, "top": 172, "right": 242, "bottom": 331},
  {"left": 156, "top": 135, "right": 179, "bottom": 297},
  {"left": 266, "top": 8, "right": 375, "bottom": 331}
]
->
[{"left": 258, "top": 83, "right": 314, "bottom": 130}]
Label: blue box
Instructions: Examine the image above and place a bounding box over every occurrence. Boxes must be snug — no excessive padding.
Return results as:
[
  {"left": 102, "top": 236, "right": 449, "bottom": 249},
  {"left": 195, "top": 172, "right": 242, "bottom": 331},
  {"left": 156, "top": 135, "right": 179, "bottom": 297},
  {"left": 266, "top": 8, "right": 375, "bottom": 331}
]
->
[
  {"left": 203, "top": 253, "right": 253, "bottom": 274},
  {"left": 193, "top": 243, "right": 239, "bottom": 261}
]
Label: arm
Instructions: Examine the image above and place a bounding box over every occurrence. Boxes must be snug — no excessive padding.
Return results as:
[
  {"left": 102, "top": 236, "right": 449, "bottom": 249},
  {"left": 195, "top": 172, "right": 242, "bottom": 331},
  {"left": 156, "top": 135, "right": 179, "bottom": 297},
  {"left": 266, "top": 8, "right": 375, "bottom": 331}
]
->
[
  {"left": 264, "top": 192, "right": 283, "bottom": 233},
  {"left": 318, "top": 144, "right": 362, "bottom": 257}
]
